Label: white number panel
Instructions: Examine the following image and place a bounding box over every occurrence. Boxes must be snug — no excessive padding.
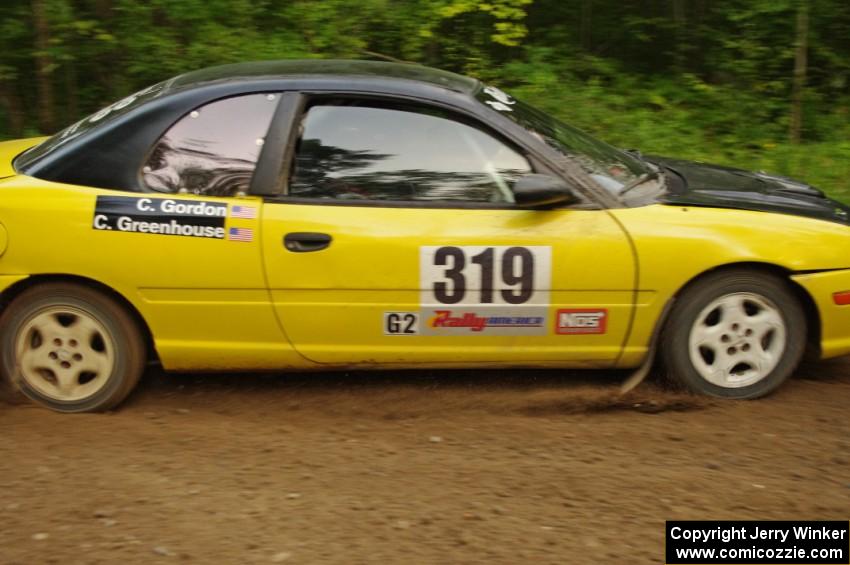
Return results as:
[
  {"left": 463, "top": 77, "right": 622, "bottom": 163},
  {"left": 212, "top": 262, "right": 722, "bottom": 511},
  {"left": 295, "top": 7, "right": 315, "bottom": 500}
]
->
[
  {"left": 419, "top": 245, "right": 551, "bottom": 306},
  {"left": 416, "top": 246, "right": 551, "bottom": 336}
]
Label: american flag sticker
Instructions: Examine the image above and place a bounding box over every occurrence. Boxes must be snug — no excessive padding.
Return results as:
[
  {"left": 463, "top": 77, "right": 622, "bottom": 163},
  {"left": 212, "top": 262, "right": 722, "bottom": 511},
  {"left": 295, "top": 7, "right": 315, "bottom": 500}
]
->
[
  {"left": 228, "top": 227, "right": 254, "bottom": 242},
  {"left": 230, "top": 205, "right": 257, "bottom": 219}
]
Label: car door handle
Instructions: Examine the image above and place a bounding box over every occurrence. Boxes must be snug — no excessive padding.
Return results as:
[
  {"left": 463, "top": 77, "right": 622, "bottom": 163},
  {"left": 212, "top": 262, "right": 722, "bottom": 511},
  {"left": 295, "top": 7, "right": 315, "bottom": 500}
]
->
[{"left": 284, "top": 232, "right": 332, "bottom": 252}]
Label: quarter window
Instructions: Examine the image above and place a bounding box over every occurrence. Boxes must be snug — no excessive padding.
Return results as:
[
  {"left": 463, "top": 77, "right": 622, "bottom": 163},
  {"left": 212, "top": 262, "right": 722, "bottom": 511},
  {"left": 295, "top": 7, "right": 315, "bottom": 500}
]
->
[
  {"left": 289, "top": 104, "right": 532, "bottom": 203},
  {"left": 142, "top": 93, "right": 279, "bottom": 197}
]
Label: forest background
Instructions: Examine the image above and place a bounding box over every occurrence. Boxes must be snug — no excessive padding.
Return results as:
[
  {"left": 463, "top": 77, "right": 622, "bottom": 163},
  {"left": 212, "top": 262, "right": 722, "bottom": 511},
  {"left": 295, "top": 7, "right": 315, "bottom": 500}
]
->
[{"left": 4, "top": 1, "right": 848, "bottom": 200}]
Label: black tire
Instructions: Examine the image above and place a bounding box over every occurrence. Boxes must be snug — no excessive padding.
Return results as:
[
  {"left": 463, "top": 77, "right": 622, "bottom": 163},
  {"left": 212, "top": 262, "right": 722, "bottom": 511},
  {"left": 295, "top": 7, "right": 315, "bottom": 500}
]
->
[
  {"left": 0, "top": 282, "right": 145, "bottom": 412},
  {"left": 660, "top": 269, "right": 806, "bottom": 399}
]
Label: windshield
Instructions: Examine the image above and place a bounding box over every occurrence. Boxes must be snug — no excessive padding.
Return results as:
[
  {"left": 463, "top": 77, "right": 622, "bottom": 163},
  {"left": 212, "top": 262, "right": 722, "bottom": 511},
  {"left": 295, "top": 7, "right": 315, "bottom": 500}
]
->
[
  {"left": 475, "top": 85, "right": 656, "bottom": 194},
  {"left": 15, "top": 80, "right": 171, "bottom": 168}
]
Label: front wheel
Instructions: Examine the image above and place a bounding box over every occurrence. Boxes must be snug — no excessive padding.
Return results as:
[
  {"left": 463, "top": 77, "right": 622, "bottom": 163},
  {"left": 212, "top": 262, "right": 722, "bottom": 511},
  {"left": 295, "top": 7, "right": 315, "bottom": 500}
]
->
[
  {"left": 660, "top": 270, "right": 806, "bottom": 399},
  {"left": 0, "top": 283, "right": 145, "bottom": 412}
]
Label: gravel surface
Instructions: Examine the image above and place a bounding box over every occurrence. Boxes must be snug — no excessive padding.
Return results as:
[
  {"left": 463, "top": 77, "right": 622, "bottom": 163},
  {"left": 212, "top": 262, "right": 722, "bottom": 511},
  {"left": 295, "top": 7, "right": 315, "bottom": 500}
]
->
[{"left": 2, "top": 361, "right": 848, "bottom": 564}]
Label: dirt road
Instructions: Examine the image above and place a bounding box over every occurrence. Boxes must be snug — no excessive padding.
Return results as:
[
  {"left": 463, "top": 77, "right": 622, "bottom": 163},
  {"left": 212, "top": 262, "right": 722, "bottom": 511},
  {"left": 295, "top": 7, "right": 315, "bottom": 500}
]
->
[{"left": 2, "top": 361, "right": 848, "bottom": 564}]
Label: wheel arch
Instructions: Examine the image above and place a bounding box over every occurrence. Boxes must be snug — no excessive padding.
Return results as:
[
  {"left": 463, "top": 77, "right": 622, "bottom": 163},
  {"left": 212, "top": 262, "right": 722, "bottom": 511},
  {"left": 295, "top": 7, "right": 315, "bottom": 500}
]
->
[
  {"left": 664, "top": 261, "right": 822, "bottom": 359},
  {"left": 0, "top": 274, "right": 160, "bottom": 364}
]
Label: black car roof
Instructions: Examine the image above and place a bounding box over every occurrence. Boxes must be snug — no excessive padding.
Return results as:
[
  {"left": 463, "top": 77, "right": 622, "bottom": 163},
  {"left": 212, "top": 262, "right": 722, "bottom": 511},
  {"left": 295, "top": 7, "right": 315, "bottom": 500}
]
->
[
  {"left": 14, "top": 59, "right": 622, "bottom": 208},
  {"left": 167, "top": 59, "right": 480, "bottom": 95},
  {"left": 16, "top": 59, "right": 493, "bottom": 195}
]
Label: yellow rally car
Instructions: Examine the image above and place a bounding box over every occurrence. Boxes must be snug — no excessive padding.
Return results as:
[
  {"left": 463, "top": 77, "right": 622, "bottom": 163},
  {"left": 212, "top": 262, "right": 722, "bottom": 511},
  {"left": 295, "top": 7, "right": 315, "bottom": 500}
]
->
[{"left": 2, "top": 60, "right": 850, "bottom": 412}]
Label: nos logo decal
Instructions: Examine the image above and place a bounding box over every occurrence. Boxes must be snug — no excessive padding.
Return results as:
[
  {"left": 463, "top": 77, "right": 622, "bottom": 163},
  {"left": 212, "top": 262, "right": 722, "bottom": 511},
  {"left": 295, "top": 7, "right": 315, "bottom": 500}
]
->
[{"left": 556, "top": 309, "right": 608, "bottom": 335}]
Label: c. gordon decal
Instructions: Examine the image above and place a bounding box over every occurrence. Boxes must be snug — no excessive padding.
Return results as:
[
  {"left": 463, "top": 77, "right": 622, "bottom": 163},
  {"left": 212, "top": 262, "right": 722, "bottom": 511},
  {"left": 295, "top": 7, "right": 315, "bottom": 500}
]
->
[
  {"left": 556, "top": 309, "right": 608, "bottom": 335},
  {"left": 93, "top": 196, "right": 227, "bottom": 239}
]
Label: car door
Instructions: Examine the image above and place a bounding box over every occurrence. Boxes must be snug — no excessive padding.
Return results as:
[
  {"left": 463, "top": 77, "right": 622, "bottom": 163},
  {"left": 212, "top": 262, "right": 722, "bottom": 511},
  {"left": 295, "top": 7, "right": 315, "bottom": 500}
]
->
[{"left": 261, "top": 97, "right": 636, "bottom": 365}]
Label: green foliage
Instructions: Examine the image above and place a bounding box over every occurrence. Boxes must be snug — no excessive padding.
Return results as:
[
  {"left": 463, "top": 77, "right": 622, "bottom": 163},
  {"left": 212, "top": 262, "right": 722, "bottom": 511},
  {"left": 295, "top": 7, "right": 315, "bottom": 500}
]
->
[{"left": 1, "top": 0, "right": 848, "bottom": 201}]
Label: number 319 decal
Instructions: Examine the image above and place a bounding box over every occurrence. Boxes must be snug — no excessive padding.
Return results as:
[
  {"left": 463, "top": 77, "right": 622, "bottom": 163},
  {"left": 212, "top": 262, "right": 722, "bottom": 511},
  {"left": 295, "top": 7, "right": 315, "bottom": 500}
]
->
[
  {"left": 383, "top": 246, "right": 551, "bottom": 336},
  {"left": 420, "top": 246, "right": 551, "bottom": 306}
]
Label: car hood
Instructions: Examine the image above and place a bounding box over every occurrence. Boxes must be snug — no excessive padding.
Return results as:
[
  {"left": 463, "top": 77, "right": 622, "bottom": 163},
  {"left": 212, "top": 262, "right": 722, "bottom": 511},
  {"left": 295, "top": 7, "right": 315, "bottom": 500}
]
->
[{"left": 649, "top": 155, "right": 850, "bottom": 226}]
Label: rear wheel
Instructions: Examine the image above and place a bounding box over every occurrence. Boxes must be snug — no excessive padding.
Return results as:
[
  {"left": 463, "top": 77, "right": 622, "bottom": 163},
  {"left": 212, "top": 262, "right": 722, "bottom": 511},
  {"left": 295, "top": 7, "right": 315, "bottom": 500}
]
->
[
  {"left": 0, "top": 283, "right": 145, "bottom": 412},
  {"left": 661, "top": 270, "right": 806, "bottom": 399}
]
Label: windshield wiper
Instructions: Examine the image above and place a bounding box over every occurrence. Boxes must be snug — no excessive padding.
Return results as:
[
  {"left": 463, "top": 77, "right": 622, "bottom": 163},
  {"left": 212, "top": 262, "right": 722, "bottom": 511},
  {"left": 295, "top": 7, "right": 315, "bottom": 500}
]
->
[{"left": 618, "top": 170, "right": 660, "bottom": 196}]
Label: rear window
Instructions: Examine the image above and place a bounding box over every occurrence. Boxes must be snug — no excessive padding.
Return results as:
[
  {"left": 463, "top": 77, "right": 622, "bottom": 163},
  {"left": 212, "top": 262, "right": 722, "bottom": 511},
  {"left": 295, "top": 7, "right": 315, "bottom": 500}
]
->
[{"left": 141, "top": 93, "right": 279, "bottom": 197}]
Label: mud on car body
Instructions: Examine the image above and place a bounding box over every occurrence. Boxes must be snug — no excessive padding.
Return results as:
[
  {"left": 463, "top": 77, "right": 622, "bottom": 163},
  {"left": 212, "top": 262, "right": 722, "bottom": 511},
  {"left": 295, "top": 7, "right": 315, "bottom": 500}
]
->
[{"left": 2, "top": 59, "right": 850, "bottom": 412}]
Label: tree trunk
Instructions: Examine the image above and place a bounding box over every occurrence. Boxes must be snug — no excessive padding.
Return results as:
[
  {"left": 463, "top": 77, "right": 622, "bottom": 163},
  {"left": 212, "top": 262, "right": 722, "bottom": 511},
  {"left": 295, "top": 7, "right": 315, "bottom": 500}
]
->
[
  {"left": 672, "top": 0, "right": 687, "bottom": 72},
  {"left": 32, "top": 0, "right": 54, "bottom": 133},
  {"left": 0, "top": 81, "right": 25, "bottom": 137},
  {"left": 64, "top": 61, "right": 78, "bottom": 125},
  {"left": 580, "top": 0, "right": 593, "bottom": 52},
  {"left": 790, "top": 0, "right": 808, "bottom": 144},
  {"left": 692, "top": 0, "right": 706, "bottom": 75}
]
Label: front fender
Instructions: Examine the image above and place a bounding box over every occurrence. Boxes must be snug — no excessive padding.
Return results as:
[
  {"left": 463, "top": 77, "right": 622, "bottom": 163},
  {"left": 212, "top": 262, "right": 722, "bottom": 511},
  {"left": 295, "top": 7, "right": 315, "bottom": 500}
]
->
[{"left": 611, "top": 205, "right": 850, "bottom": 367}]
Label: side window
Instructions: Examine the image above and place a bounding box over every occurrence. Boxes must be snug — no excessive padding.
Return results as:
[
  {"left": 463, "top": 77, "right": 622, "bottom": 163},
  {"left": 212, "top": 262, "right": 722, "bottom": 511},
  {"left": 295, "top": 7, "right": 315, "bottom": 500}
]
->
[
  {"left": 289, "top": 104, "right": 532, "bottom": 203},
  {"left": 142, "top": 93, "right": 279, "bottom": 197}
]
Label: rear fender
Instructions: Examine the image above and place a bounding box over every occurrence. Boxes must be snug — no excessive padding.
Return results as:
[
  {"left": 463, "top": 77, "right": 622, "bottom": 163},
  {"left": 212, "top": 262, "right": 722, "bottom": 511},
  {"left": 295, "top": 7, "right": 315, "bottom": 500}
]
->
[{"left": 0, "top": 138, "right": 46, "bottom": 179}]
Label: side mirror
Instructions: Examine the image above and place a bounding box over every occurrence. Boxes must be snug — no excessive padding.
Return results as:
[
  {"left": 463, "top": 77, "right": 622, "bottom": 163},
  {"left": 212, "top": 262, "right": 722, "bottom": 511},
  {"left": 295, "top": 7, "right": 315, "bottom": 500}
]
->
[{"left": 513, "top": 174, "right": 579, "bottom": 208}]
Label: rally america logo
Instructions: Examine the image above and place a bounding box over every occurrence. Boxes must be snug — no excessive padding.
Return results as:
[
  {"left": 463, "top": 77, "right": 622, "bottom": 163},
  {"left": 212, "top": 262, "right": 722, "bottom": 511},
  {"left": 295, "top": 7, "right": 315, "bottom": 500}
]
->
[
  {"left": 556, "top": 309, "right": 608, "bottom": 335},
  {"left": 428, "top": 310, "right": 545, "bottom": 333}
]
